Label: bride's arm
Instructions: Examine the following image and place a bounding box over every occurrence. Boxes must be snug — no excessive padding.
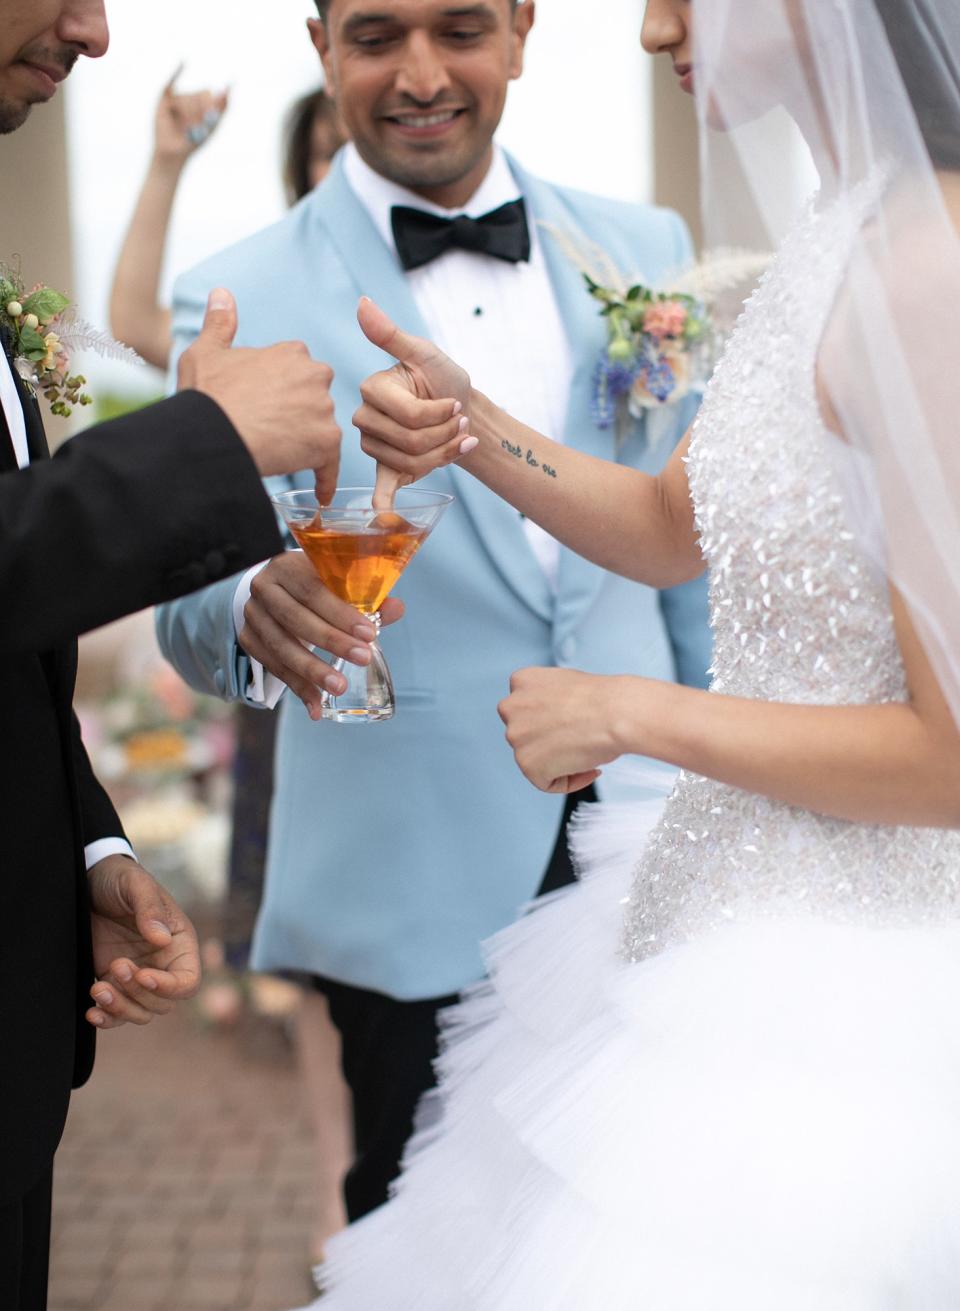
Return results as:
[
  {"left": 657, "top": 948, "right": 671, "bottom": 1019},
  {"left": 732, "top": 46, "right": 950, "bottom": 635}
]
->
[
  {"left": 354, "top": 300, "right": 703, "bottom": 588},
  {"left": 462, "top": 395, "right": 701, "bottom": 587},
  {"left": 502, "top": 586, "right": 960, "bottom": 827}
]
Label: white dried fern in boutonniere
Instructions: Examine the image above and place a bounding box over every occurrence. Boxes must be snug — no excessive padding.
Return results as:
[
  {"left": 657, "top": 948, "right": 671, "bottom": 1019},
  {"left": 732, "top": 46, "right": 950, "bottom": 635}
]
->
[
  {"left": 541, "top": 223, "right": 770, "bottom": 434},
  {"left": 0, "top": 260, "right": 142, "bottom": 419}
]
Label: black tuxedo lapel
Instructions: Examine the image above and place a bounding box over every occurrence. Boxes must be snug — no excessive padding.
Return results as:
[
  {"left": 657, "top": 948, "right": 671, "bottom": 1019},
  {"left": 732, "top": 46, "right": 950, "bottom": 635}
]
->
[{"left": 10, "top": 360, "right": 50, "bottom": 463}]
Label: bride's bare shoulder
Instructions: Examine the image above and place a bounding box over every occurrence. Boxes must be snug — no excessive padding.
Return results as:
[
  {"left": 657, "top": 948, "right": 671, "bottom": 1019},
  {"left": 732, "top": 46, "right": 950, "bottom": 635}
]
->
[{"left": 815, "top": 172, "right": 960, "bottom": 436}]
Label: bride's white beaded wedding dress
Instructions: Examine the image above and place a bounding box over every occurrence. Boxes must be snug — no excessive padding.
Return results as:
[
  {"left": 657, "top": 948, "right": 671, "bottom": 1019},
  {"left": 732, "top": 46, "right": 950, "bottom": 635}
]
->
[{"left": 310, "top": 188, "right": 960, "bottom": 1310}]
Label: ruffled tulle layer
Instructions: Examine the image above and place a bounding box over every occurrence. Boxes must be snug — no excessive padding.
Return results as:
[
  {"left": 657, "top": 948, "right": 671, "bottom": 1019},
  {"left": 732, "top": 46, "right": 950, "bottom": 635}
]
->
[{"left": 304, "top": 777, "right": 960, "bottom": 1310}]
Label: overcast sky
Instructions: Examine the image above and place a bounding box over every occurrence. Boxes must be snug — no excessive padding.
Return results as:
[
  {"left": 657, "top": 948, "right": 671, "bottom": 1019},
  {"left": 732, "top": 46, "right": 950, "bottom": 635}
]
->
[{"left": 65, "top": 0, "right": 652, "bottom": 397}]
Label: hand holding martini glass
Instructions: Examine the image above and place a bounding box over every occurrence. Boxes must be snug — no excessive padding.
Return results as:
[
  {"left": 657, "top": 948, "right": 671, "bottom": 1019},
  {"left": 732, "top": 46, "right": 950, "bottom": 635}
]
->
[{"left": 271, "top": 483, "right": 452, "bottom": 723}]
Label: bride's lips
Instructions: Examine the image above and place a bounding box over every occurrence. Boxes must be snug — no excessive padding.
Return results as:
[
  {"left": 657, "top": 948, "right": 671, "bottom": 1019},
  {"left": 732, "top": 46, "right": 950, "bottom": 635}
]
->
[
  {"left": 17, "top": 61, "right": 65, "bottom": 99},
  {"left": 382, "top": 107, "right": 467, "bottom": 141},
  {"left": 674, "top": 64, "right": 695, "bottom": 96}
]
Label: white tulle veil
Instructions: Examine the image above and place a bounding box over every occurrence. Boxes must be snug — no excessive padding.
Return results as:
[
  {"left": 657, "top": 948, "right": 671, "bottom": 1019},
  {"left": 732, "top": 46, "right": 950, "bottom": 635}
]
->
[{"left": 691, "top": 0, "right": 960, "bottom": 722}]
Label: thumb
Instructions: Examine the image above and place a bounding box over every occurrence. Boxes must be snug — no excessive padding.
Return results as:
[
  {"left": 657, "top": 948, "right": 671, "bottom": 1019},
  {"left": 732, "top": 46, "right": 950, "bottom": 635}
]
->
[
  {"left": 198, "top": 287, "right": 238, "bottom": 351},
  {"left": 128, "top": 877, "right": 174, "bottom": 945},
  {"left": 358, "top": 296, "right": 435, "bottom": 369}
]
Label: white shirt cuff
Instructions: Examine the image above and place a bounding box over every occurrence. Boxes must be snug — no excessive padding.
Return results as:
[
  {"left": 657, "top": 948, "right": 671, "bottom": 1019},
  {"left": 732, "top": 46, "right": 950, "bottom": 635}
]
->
[
  {"left": 85, "top": 837, "right": 137, "bottom": 870},
  {"left": 233, "top": 561, "right": 288, "bottom": 710}
]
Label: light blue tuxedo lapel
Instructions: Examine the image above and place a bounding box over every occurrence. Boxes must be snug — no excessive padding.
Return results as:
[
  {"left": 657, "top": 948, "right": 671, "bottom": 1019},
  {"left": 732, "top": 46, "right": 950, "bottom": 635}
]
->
[
  {"left": 309, "top": 155, "right": 431, "bottom": 347},
  {"left": 312, "top": 154, "right": 554, "bottom": 622},
  {"left": 508, "top": 157, "right": 623, "bottom": 641}
]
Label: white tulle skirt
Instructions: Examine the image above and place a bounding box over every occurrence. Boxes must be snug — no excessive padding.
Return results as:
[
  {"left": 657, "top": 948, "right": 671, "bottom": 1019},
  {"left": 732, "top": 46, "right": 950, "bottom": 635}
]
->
[{"left": 304, "top": 781, "right": 960, "bottom": 1310}]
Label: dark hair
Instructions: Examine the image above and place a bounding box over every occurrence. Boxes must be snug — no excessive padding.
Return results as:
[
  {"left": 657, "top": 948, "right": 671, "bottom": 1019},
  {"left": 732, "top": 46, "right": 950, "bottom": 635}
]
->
[
  {"left": 873, "top": 0, "right": 960, "bottom": 169},
  {"left": 281, "top": 87, "right": 346, "bottom": 204},
  {"left": 313, "top": 0, "right": 518, "bottom": 19}
]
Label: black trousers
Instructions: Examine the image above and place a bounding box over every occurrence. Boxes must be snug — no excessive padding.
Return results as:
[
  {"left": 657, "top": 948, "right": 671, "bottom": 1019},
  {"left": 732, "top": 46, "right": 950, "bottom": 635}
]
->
[
  {"left": 0, "top": 1166, "right": 52, "bottom": 1311},
  {"left": 312, "top": 784, "right": 595, "bottom": 1222}
]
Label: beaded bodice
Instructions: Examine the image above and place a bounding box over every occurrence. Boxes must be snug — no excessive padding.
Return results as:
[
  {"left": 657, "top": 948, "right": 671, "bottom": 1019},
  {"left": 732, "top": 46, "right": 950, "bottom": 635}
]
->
[{"left": 622, "top": 192, "right": 960, "bottom": 962}]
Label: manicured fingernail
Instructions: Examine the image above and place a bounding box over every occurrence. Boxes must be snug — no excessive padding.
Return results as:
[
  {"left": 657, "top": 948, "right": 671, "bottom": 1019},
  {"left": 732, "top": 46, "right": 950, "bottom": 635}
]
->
[
  {"left": 458, "top": 416, "right": 469, "bottom": 433},
  {"left": 353, "top": 622, "right": 376, "bottom": 641},
  {"left": 348, "top": 646, "right": 372, "bottom": 665},
  {"left": 452, "top": 400, "right": 463, "bottom": 416},
  {"left": 148, "top": 921, "right": 172, "bottom": 939},
  {"left": 97, "top": 989, "right": 114, "bottom": 1006},
  {"left": 90, "top": 1012, "right": 105, "bottom": 1027},
  {"left": 459, "top": 436, "right": 479, "bottom": 456},
  {"left": 325, "top": 673, "right": 347, "bottom": 693},
  {"left": 115, "top": 964, "right": 133, "bottom": 983}
]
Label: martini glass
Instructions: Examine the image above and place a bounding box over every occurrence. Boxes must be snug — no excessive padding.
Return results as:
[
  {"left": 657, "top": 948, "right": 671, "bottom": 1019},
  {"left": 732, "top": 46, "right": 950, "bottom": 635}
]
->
[{"left": 271, "top": 487, "right": 453, "bottom": 723}]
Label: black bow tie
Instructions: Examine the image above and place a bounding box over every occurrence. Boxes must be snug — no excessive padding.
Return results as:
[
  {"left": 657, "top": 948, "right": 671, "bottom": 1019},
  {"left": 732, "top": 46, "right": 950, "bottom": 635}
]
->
[{"left": 391, "top": 198, "right": 531, "bottom": 273}]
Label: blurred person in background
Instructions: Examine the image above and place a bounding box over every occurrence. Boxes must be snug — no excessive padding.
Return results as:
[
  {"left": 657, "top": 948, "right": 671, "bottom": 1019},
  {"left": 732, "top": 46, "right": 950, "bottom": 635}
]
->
[
  {"left": 109, "top": 69, "right": 352, "bottom": 1283},
  {"left": 0, "top": 1, "right": 359, "bottom": 1305},
  {"left": 282, "top": 86, "right": 346, "bottom": 205},
  {"left": 156, "top": 0, "right": 711, "bottom": 1298},
  {"left": 109, "top": 66, "right": 229, "bottom": 369}
]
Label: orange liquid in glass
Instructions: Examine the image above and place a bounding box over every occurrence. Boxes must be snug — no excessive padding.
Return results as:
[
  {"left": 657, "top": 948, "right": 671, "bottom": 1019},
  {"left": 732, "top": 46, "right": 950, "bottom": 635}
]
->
[{"left": 291, "top": 518, "right": 427, "bottom": 614}]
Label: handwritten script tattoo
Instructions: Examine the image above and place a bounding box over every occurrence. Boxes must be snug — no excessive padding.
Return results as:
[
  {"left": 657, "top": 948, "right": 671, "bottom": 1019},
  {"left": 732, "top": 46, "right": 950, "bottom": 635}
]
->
[{"left": 501, "top": 439, "right": 559, "bottom": 479}]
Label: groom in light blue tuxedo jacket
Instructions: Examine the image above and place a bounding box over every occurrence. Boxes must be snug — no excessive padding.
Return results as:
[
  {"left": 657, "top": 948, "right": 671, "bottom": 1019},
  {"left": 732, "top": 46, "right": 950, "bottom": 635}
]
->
[
  {"left": 157, "top": 0, "right": 710, "bottom": 1230},
  {"left": 158, "top": 148, "right": 709, "bottom": 989}
]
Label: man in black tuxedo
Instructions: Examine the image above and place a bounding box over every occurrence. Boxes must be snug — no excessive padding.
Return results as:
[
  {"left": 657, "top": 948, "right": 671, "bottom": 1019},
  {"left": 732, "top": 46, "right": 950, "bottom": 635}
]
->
[{"left": 0, "top": 3, "right": 372, "bottom": 1306}]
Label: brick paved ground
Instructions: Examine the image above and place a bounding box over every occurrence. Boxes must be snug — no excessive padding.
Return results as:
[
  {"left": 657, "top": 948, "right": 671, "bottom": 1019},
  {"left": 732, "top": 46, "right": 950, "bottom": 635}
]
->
[{"left": 48, "top": 1004, "right": 320, "bottom": 1311}]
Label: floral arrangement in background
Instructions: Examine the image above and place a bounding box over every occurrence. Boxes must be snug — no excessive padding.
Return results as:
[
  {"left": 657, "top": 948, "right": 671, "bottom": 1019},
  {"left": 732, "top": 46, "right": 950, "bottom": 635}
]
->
[
  {"left": 542, "top": 226, "right": 770, "bottom": 435},
  {"left": 91, "top": 661, "right": 234, "bottom": 782},
  {"left": 0, "top": 259, "right": 140, "bottom": 418}
]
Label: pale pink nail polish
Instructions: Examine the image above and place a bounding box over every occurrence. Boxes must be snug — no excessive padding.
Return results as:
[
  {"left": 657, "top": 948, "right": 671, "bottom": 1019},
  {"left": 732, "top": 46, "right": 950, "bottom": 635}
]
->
[{"left": 459, "top": 436, "right": 479, "bottom": 456}]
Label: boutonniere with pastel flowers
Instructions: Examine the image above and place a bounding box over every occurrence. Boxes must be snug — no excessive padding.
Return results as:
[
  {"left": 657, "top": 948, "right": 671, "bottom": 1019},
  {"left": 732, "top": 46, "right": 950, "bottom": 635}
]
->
[
  {"left": 541, "top": 225, "right": 770, "bottom": 437},
  {"left": 0, "top": 261, "right": 140, "bottom": 418},
  {"left": 584, "top": 276, "right": 710, "bottom": 425}
]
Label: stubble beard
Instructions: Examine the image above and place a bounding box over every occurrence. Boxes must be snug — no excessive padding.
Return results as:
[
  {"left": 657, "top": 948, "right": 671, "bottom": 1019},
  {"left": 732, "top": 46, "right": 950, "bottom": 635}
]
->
[
  {"left": 361, "top": 136, "right": 492, "bottom": 196},
  {"left": 0, "top": 42, "right": 78, "bottom": 134},
  {"left": 0, "top": 96, "right": 32, "bottom": 134}
]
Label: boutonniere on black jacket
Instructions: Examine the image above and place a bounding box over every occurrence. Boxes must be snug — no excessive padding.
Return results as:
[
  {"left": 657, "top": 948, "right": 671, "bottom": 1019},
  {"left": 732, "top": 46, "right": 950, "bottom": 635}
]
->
[{"left": 0, "top": 260, "right": 141, "bottom": 418}]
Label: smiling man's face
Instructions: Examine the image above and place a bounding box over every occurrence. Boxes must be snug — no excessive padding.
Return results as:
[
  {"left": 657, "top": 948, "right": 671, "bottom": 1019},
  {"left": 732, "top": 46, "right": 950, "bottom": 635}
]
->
[
  {"left": 311, "top": 0, "right": 534, "bottom": 208},
  {"left": 0, "top": 0, "right": 108, "bottom": 133}
]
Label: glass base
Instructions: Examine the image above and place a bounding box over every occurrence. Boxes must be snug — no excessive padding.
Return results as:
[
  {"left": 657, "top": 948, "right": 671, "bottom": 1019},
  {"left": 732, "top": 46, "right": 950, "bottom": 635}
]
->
[
  {"left": 318, "top": 625, "right": 395, "bottom": 724},
  {"left": 320, "top": 704, "right": 395, "bottom": 724}
]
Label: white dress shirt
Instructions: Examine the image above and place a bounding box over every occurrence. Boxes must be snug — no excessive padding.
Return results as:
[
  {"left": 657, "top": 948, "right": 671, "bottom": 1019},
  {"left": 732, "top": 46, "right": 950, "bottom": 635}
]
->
[
  {"left": 236, "top": 144, "right": 575, "bottom": 706},
  {"left": 0, "top": 353, "right": 136, "bottom": 870},
  {"left": 0, "top": 351, "right": 29, "bottom": 470}
]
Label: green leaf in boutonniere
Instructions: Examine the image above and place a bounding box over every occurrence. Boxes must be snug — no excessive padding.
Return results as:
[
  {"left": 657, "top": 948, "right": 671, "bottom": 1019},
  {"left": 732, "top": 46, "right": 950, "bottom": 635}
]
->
[
  {"left": 21, "top": 287, "right": 70, "bottom": 323},
  {"left": 0, "top": 259, "right": 141, "bottom": 418}
]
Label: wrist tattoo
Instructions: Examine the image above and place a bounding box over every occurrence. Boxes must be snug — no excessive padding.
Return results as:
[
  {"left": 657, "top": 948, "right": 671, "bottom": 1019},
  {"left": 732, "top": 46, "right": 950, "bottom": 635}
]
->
[{"left": 501, "top": 439, "right": 559, "bottom": 479}]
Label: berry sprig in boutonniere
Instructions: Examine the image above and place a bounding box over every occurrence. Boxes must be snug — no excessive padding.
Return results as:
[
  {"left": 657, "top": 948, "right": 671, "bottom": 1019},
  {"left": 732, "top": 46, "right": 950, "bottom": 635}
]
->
[
  {"left": 0, "top": 261, "right": 141, "bottom": 418},
  {"left": 542, "top": 226, "right": 770, "bottom": 437}
]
